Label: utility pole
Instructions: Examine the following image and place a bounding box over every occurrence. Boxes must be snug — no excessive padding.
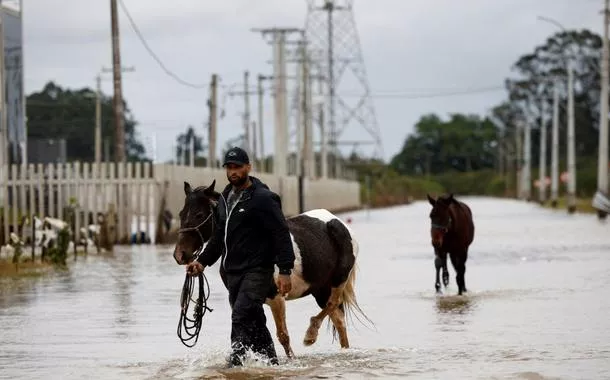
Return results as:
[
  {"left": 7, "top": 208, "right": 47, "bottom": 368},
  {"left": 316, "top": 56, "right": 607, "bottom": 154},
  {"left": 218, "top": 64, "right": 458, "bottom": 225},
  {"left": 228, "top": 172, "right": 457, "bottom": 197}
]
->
[
  {"left": 521, "top": 119, "right": 531, "bottom": 201},
  {"left": 551, "top": 82, "right": 560, "bottom": 207},
  {"left": 251, "top": 120, "right": 258, "bottom": 167},
  {"left": 303, "top": 43, "right": 315, "bottom": 180},
  {"left": 297, "top": 41, "right": 306, "bottom": 212},
  {"left": 21, "top": 1, "right": 26, "bottom": 166},
  {"left": 567, "top": 60, "right": 577, "bottom": 213},
  {"left": 319, "top": 103, "right": 327, "bottom": 178},
  {"left": 539, "top": 99, "right": 547, "bottom": 204},
  {"left": 274, "top": 31, "right": 288, "bottom": 177},
  {"left": 326, "top": 1, "right": 336, "bottom": 177},
  {"left": 208, "top": 74, "right": 218, "bottom": 168},
  {"left": 515, "top": 122, "right": 522, "bottom": 198},
  {"left": 189, "top": 133, "right": 195, "bottom": 167},
  {"left": 295, "top": 40, "right": 315, "bottom": 179},
  {"left": 597, "top": 0, "right": 610, "bottom": 219},
  {"left": 95, "top": 74, "right": 102, "bottom": 165},
  {"left": 252, "top": 27, "right": 302, "bottom": 178},
  {"left": 243, "top": 70, "right": 251, "bottom": 154},
  {"left": 101, "top": 64, "right": 134, "bottom": 159},
  {"left": 257, "top": 74, "right": 270, "bottom": 172},
  {"left": 110, "top": 0, "right": 126, "bottom": 163},
  {"left": 227, "top": 73, "right": 258, "bottom": 167},
  {"left": 0, "top": 0, "right": 7, "bottom": 170}
]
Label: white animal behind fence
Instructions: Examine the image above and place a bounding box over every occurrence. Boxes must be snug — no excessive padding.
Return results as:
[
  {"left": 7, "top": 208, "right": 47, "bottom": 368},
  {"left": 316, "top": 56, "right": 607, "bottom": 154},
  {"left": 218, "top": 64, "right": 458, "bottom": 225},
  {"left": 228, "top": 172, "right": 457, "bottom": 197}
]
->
[{"left": 0, "top": 161, "right": 158, "bottom": 247}]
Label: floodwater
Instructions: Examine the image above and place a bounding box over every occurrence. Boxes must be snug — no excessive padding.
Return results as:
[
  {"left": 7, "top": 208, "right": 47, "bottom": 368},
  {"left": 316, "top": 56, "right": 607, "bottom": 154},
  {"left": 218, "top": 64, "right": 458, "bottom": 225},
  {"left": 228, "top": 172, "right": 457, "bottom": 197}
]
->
[{"left": 1, "top": 197, "right": 610, "bottom": 380}]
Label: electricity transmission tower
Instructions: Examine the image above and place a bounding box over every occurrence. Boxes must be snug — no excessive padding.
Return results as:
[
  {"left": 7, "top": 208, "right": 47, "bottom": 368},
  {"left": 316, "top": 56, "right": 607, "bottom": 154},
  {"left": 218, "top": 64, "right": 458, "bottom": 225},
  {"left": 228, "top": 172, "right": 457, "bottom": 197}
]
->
[{"left": 304, "top": 0, "right": 383, "bottom": 177}]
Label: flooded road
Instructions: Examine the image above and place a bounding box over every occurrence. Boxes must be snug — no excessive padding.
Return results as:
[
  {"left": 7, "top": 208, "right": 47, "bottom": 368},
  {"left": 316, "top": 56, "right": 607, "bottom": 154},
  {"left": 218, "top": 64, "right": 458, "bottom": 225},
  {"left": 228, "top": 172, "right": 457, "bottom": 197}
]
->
[{"left": 1, "top": 197, "right": 610, "bottom": 379}]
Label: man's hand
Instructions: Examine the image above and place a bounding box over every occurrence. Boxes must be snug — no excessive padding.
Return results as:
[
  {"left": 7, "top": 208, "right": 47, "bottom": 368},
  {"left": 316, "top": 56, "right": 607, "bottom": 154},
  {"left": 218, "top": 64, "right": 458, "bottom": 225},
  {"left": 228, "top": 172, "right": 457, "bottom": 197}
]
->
[
  {"left": 277, "top": 274, "right": 292, "bottom": 297},
  {"left": 186, "top": 261, "right": 204, "bottom": 276}
]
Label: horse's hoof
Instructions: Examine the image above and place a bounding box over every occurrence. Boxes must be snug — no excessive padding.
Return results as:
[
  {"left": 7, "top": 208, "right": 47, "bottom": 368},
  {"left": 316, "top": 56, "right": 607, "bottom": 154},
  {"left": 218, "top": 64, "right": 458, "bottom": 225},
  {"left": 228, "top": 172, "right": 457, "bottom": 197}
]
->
[
  {"left": 303, "top": 337, "right": 316, "bottom": 346},
  {"left": 303, "top": 328, "right": 318, "bottom": 346}
]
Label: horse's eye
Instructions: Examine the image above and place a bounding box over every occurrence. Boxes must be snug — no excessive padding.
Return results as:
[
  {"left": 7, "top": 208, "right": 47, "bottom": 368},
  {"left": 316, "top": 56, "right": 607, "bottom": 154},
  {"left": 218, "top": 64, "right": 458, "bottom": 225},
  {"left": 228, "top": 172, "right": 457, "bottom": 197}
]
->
[{"left": 195, "top": 212, "right": 205, "bottom": 219}]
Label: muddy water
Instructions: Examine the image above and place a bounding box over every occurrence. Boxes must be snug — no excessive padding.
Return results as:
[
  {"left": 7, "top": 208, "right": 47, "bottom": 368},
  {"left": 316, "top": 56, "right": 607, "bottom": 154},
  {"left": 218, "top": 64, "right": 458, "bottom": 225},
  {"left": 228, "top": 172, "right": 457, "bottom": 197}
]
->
[{"left": 1, "top": 197, "right": 609, "bottom": 380}]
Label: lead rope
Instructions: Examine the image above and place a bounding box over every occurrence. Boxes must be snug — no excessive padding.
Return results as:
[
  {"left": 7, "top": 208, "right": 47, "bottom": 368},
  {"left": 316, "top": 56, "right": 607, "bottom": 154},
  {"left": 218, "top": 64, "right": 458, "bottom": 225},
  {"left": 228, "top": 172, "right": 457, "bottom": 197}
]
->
[
  {"left": 177, "top": 271, "right": 213, "bottom": 347},
  {"left": 176, "top": 206, "right": 216, "bottom": 348}
]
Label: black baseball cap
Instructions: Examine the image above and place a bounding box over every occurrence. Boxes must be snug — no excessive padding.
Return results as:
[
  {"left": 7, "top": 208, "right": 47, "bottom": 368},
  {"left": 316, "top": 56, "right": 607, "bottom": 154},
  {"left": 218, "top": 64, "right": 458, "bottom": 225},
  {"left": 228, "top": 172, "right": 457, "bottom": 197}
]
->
[{"left": 223, "top": 146, "right": 250, "bottom": 167}]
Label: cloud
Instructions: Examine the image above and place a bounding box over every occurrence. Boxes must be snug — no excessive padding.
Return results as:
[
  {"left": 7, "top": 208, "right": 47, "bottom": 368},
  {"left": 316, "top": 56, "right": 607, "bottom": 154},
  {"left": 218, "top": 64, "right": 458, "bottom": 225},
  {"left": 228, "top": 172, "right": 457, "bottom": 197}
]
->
[{"left": 23, "top": 0, "right": 602, "bottom": 163}]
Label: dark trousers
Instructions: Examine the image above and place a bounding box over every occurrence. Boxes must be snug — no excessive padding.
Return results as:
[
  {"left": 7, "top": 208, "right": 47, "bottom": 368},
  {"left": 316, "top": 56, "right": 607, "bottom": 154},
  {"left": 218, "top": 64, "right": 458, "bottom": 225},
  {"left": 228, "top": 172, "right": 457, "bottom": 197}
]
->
[{"left": 226, "top": 268, "right": 278, "bottom": 366}]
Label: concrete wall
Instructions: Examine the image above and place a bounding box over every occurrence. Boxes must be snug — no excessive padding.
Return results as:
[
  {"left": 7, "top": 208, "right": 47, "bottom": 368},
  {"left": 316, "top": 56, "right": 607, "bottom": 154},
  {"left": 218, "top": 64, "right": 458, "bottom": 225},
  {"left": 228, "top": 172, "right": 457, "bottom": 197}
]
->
[{"left": 153, "top": 164, "right": 361, "bottom": 218}]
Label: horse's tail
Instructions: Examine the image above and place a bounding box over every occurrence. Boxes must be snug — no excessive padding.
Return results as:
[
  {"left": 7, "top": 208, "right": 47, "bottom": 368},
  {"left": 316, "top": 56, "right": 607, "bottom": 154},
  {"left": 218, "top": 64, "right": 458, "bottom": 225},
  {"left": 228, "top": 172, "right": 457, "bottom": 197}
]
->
[{"left": 326, "top": 218, "right": 374, "bottom": 340}]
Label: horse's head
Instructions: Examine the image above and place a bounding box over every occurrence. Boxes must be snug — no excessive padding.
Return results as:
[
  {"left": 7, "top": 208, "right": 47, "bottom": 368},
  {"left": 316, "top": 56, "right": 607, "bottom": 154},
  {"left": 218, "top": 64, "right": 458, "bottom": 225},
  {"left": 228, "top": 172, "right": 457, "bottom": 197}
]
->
[
  {"left": 173, "top": 180, "right": 220, "bottom": 265},
  {"left": 427, "top": 193, "right": 455, "bottom": 249}
]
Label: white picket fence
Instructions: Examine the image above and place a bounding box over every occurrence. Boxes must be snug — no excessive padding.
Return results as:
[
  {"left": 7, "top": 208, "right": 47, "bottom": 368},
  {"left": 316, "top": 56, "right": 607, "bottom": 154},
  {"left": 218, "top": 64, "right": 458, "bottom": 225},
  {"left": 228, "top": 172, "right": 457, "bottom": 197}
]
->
[
  {"left": 0, "top": 162, "right": 158, "bottom": 246},
  {"left": 0, "top": 160, "right": 363, "bottom": 248}
]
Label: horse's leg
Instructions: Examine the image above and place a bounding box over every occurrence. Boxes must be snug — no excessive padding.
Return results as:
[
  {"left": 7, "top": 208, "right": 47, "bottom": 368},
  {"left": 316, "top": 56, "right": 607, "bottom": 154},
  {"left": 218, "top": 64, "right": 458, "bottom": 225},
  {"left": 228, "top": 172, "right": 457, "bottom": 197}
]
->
[
  {"left": 265, "top": 295, "right": 295, "bottom": 358},
  {"left": 304, "top": 287, "right": 343, "bottom": 346},
  {"left": 328, "top": 305, "right": 349, "bottom": 348},
  {"left": 460, "top": 249, "right": 468, "bottom": 294},
  {"left": 442, "top": 252, "right": 449, "bottom": 288},
  {"left": 306, "top": 221, "right": 356, "bottom": 347},
  {"left": 434, "top": 250, "right": 447, "bottom": 293},
  {"left": 449, "top": 251, "right": 467, "bottom": 295}
]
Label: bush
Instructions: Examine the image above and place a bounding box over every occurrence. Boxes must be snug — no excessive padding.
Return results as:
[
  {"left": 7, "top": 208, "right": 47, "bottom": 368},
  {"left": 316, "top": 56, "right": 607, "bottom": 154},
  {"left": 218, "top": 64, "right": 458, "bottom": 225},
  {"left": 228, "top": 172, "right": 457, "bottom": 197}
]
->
[
  {"left": 360, "top": 170, "right": 445, "bottom": 208},
  {"left": 433, "top": 170, "right": 506, "bottom": 196}
]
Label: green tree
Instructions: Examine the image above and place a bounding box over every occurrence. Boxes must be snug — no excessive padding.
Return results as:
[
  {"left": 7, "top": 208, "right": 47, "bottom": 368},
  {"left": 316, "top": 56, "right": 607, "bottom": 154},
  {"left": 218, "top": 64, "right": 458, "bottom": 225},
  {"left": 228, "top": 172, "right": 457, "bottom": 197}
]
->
[
  {"left": 26, "top": 81, "right": 147, "bottom": 161},
  {"left": 504, "top": 29, "right": 604, "bottom": 164},
  {"left": 390, "top": 113, "right": 498, "bottom": 176},
  {"left": 175, "top": 125, "right": 205, "bottom": 164}
]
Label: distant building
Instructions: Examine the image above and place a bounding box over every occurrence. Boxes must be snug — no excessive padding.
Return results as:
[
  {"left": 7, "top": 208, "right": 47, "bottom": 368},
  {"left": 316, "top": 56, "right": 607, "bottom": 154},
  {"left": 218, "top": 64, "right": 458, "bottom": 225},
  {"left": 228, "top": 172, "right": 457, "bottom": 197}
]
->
[{"left": 0, "top": 4, "right": 25, "bottom": 166}]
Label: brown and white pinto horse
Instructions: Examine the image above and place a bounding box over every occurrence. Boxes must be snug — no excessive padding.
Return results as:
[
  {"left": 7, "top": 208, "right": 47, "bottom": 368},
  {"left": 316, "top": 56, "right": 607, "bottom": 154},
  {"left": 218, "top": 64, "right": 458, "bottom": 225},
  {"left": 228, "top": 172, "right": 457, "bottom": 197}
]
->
[{"left": 173, "top": 180, "right": 371, "bottom": 358}]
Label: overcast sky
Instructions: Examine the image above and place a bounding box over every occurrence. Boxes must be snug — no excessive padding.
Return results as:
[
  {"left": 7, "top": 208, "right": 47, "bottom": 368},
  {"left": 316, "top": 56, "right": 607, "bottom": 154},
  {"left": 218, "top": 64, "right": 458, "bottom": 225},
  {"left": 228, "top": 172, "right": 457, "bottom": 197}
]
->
[{"left": 23, "top": 0, "right": 601, "bottom": 163}]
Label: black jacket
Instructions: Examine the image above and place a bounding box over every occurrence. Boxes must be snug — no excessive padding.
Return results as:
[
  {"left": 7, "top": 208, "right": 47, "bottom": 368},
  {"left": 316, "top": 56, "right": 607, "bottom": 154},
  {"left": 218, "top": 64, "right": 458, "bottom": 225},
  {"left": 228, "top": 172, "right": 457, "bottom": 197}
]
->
[{"left": 196, "top": 176, "right": 295, "bottom": 274}]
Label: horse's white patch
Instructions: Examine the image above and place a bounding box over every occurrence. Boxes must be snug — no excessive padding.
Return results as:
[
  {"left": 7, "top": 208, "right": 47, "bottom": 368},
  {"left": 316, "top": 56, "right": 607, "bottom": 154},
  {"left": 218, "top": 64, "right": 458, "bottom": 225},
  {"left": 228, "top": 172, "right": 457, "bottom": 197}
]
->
[
  {"left": 303, "top": 208, "right": 336, "bottom": 222},
  {"left": 303, "top": 208, "right": 359, "bottom": 258},
  {"left": 274, "top": 232, "right": 310, "bottom": 300}
]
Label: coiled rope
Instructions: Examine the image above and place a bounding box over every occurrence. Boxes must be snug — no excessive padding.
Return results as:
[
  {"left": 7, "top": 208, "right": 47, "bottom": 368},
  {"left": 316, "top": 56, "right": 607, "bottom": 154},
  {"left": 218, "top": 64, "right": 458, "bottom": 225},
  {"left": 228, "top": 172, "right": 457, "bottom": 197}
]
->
[{"left": 177, "top": 272, "right": 213, "bottom": 347}]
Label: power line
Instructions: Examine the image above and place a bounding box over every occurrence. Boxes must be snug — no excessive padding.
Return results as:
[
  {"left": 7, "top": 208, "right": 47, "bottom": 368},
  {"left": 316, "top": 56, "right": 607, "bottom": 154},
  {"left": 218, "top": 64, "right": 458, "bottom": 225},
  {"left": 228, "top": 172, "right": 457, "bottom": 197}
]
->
[
  {"left": 117, "top": 0, "right": 209, "bottom": 89},
  {"left": 25, "top": 84, "right": 507, "bottom": 109},
  {"left": 340, "top": 85, "right": 506, "bottom": 99}
]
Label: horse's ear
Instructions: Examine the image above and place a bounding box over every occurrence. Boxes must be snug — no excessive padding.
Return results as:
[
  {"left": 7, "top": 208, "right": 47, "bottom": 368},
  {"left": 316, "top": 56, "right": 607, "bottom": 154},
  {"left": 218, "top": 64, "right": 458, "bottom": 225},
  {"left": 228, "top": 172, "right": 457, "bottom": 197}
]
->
[
  {"left": 447, "top": 193, "right": 455, "bottom": 203},
  {"left": 427, "top": 193, "right": 435, "bottom": 206},
  {"left": 207, "top": 179, "right": 216, "bottom": 193},
  {"left": 203, "top": 179, "right": 220, "bottom": 200},
  {"left": 184, "top": 181, "right": 192, "bottom": 195}
]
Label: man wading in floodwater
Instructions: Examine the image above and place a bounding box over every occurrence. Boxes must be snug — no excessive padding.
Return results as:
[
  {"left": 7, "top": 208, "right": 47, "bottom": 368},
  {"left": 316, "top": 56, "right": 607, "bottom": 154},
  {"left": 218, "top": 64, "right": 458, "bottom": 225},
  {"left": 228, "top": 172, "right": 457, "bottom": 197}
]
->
[{"left": 185, "top": 147, "right": 295, "bottom": 367}]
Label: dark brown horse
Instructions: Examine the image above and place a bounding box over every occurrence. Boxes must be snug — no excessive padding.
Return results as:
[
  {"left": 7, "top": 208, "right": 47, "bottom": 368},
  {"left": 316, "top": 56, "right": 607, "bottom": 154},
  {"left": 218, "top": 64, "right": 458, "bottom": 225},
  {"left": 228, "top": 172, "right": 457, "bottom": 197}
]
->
[{"left": 426, "top": 193, "right": 474, "bottom": 295}]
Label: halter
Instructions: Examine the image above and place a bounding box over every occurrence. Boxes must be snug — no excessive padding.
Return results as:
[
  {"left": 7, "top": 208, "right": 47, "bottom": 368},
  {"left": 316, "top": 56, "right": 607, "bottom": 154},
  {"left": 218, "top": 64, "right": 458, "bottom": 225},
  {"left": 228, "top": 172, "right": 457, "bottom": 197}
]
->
[
  {"left": 178, "top": 206, "right": 215, "bottom": 261},
  {"left": 431, "top": 216, "right": 452, "bottom": 232}
]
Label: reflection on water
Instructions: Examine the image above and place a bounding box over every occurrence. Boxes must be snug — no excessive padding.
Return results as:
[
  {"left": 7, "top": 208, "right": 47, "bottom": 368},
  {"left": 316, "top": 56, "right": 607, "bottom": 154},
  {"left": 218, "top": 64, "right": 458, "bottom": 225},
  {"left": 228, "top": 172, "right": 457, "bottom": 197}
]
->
[
  {"left": 1, "top": 197, "right": 610, "bottom": 380},
  {"left": 435, "top": 294, "right": 474, "bottom": 315}
]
